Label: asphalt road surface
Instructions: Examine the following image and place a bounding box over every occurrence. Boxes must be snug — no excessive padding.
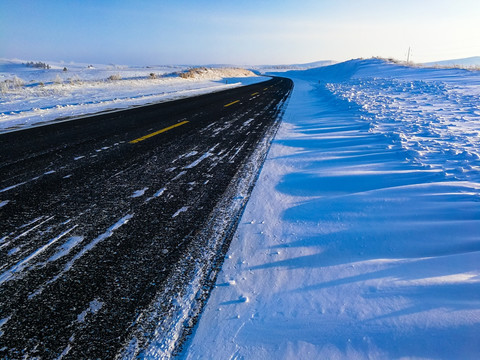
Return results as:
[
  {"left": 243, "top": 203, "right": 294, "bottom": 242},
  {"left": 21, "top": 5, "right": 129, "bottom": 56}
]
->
[{"left": 0, "top": 77, "right": 293, "bottom": 359}]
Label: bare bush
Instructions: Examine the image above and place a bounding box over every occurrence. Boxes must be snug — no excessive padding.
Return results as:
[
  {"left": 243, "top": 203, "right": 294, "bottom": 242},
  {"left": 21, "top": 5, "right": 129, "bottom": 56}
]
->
[
  {"left": 68, "top": 75, "right": 82, "bottom": 85},
  {"left": 179, "top": 67, "right": 209, "bottom": 79},
  {"left": 12, "top": 76, "right": 25, "bottom": 87},
  {"left": 373, "top": 56, "right": 416, "bottom": 67},
  {"left": 107, "top": 74, "right": 122, "bottom": 81},
  {"left": 0, "top": 81, "right": 9, "bottom": 93},
  {"left": 1, "top": 76, "right": 25, "bottom": 93},
  {"left": 53, "top": 74, "right": 63, "bottom": 84},
  {"left": 149, "top": 73, "right": 157, "bottom": 79}
]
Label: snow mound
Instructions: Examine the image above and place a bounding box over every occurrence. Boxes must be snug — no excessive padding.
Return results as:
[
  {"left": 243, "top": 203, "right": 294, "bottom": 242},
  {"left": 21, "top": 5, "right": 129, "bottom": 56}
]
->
[
  {"left": 179, "top": 67, "right": 256, "bottom": 80},
  {"left": 185, "top": 58, "right": 480, "bottom": 360},
  {"left": 283, "top": 58, "right": 480, "bottom": 82}
]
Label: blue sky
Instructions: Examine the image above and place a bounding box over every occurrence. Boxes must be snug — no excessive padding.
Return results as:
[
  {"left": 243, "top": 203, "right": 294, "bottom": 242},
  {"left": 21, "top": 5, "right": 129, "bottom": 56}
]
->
[{"left": 1, "top": 0, "right": 479, "bottom": 65}]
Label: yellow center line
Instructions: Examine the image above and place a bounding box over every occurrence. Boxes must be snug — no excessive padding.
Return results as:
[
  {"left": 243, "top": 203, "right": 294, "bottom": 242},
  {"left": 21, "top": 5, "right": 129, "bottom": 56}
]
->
[
  {"left": 224, "top": 100, "right": 240, "bottom": 107},
  {"left": 129, "top": 120, "right": 189, "bottom": 144},
  {"left": 251, "top": 92, "right": 259, "bottom": 96}
]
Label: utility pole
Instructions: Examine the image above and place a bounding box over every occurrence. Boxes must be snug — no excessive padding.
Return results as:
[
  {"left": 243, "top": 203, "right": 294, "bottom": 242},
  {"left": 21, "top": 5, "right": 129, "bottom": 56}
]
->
[{"left": 407, "top": 47, "right": 411, "bottom": 64}]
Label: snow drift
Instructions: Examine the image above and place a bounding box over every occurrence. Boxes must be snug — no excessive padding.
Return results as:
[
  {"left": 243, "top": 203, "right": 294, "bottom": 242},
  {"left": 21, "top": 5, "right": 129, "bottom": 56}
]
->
[{"left": 184, "top": 59, "right": 480, "bottom": 359}]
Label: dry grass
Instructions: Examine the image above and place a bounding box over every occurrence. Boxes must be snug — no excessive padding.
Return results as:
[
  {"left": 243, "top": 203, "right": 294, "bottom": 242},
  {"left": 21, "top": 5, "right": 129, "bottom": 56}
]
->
[
  {"left": 178, "top": 67, "right": 256, "bottom": 79},
  {"left": 179, "top": 67, "right": 210, "bottom": 79},
  {"left": 1, "top": 76, "right": 25, "bottom": 93},
  {"left": 107, "top": 74, "right": 122, "bottom": 81}
]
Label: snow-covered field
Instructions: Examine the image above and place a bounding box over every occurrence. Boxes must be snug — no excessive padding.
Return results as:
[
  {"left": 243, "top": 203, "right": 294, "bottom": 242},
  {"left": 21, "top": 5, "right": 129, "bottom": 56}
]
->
[
  {"left": 0, "top": 59, "right": 267, "bottom": 132},
  {"left": 252, "top": 60, "right": 337, "bottom": 74},
  {"left": 423, "top": 56, "right": 480, "bottom": 68},
  {"left": 184, "top": 59, "right": 480, "bottom": 359},
  {"left": 2, "top": 56, "right": 479, "bottom": 359}
]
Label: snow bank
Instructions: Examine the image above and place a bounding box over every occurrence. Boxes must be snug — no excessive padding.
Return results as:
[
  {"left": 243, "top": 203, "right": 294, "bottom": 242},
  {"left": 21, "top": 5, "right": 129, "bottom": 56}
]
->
[
  {"left": 179, "top": 67, "right": 257, "bottom": 80},
  {"left": 184, "top": 59, "right": 480, "bottom": 359},
  {"left": 0, "top": 59, "right": 268, "bottom": 132}
]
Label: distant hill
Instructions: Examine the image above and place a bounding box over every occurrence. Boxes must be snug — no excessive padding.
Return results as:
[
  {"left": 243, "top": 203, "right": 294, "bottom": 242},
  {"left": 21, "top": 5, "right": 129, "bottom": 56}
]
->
[
  {"left": 423, "top": 56, "right": 480, "bottom": 67},
  {"left": 251, "top": 60, "right": 336, "bottom": 73},
  {"left": 283, "top": 60, "right": 337, "bottom": 69}
]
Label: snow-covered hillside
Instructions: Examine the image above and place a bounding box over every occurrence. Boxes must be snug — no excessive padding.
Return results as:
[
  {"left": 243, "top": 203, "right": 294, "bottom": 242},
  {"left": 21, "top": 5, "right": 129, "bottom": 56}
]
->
[
  {"left": 0, "top": 59, "right": 266, "bottom": 132},
  {"left": 183, "top": 59, "right": 480, "bottom": 359},
  {"left": 424, "top": 56, "right": 480, "bottom": 68},
  {"left": 253, "top": 60, "right": 336, "bottom": 73}
]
